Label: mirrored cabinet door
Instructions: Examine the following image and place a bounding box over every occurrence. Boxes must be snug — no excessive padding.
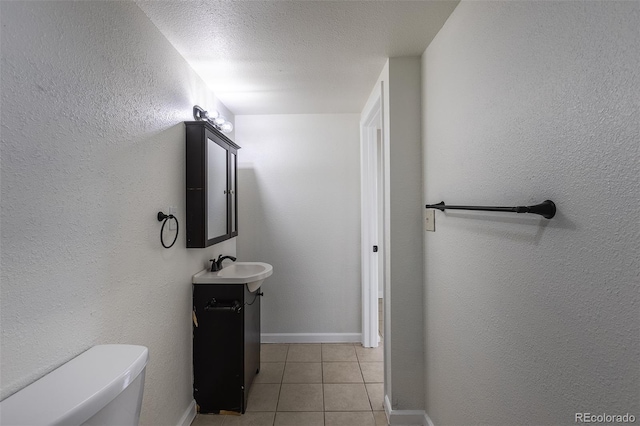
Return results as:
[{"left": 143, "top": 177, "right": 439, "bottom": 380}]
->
[{"left": 207, "top": 137, "right": 228, "bottom": 240}]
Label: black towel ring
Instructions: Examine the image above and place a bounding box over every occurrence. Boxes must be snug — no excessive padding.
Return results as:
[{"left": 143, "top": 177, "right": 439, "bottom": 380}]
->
[{"left": 157, "top": 212, "right": 179, "bottom": 248}]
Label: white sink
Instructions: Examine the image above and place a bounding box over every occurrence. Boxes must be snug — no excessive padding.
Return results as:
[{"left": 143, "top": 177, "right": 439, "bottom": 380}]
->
[{"left": 192, "top": 262, "right": 273, "bottom": 292}]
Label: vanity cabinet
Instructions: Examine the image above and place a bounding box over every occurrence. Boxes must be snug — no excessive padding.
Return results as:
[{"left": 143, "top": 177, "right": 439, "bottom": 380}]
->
[
  {"left": 192, "top": 283, "right": 261, "bottom": 414},
  {"left": 185, "top": 122, "right": 239, "bottom": 248}
]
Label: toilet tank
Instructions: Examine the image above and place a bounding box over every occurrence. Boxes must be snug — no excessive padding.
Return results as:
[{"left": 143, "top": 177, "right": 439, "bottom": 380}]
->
[{"left": 0, "top": 344, "right": 149, "bottom": 426}]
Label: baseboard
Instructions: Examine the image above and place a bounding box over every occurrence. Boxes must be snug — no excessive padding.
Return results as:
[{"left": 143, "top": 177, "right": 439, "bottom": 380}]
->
[
  {"left": 261, "top": 333, "right": 362, "bottom": 344},
  {"left": 425, "top": 413, "right": 435, "bottom": 426},
  {"left": 177, "top": 399, "right": 196, "bottom": 426},
  {"left": 384, "top": 395, "right": 433, "bottom": 426}
]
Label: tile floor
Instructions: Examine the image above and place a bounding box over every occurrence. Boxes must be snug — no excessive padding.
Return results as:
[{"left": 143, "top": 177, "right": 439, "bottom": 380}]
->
[{"left": 191, "top": 342, "right": 387, "bottom": 426}]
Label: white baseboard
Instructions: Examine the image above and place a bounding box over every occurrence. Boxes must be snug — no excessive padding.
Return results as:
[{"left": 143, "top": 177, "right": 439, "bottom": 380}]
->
[
  {"left": 424, "top": 412, "right": 435, "bottom": 426},
  {"left": 261, "top": 333, "right": 362, "bottom": 344},
  {"left": 177, "top": 399, "right": 196, "bottom": 426},
  {"left": 384, "top": 395, "right": 433, "bottom": 426}
]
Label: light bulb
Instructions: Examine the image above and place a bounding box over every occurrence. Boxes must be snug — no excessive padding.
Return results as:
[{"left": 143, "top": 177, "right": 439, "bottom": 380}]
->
[
  {"left": 208, "top": 110, "right": 220, "bottom": 120},
  {"left": 214, "top": 115, "right": 226, "bottom": 126},
  {"left": 220, "top": 122, "right": 233, "bottom": 133}
]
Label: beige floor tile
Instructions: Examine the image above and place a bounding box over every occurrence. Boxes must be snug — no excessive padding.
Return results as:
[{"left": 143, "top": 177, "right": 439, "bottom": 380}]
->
[
  {"left": 322, "top": 362, "right": 363, "bottom": 383},
  {"left": 277, "top": 383, "right": 324, "bottom": 411},
  {"left": 322, "top": 344, "right": 357, "bottom": 362},
  {"left": 323, "top": 384, "right": 371, "bottom": 411},
  {"left": 261, "top": 344, "right": 289, "bottom": 362},
  {"left": 359, "top": 362, "right": 384, "bottom": 383},
  {"left": 286, "top": 344, "right": 322, "bottom": 362},
  {"left": 373, "top": 411, "right": 389, "bottom": 426},
  {"left": 325, "top": 411, "right": 376, "bottom": 426},
  {"left": 282, "top": 362, "right": 322, "bottom": 383},
  {"left": 253, "top": 362, "right": 285, "bottom": 384},
  {"left": 191, "top": 413, "right": 225, "bottom": 425},
  {"left": 355, "top": 345, "right": 383, "bottom": 362},
  {"left": 274, "top": 411, "right": 324, "bottom": 426},
  {"left": 222, "top": 412, "right": 275, "bottom": 426},
  {"left": 365, "top": 383, "right": 384, "bottom": 411},
  {"left": 246, "top": 383, "right": 280, "bottom": 412}
]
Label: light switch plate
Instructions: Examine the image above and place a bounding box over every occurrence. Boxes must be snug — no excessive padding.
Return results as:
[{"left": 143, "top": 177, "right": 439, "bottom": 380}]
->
[{"left": 426, "top": 209, "right": 435, "bottom": 232}]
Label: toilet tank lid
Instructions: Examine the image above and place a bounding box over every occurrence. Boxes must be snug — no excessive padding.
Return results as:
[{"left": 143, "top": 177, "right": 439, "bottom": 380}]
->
[{"left": 0, "top": 344, "right": 149, "bottom": 426}]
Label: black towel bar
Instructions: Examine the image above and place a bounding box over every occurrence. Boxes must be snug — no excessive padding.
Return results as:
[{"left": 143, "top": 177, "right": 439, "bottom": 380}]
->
[{"left": 425, "top": 200, "right": 556, "bottom": 219}]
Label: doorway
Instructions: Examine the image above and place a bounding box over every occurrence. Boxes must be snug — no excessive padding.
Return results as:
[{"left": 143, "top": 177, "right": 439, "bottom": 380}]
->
[{"left": 361, "top": 85, "right": 384, "bottom": 348}]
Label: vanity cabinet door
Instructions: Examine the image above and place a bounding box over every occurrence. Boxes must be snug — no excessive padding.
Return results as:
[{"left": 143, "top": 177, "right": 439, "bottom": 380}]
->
[
  {"left": 193, "top": 284, "right": 244, "bottom": 413},
  {"left": 192, "top": 284, "right": 261, "bottom": 414}
]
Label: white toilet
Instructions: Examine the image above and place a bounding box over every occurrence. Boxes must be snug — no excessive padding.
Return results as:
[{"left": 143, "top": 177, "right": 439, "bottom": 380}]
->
[{"left": 0, "top": 344, "right": 149, "bottom": 426}]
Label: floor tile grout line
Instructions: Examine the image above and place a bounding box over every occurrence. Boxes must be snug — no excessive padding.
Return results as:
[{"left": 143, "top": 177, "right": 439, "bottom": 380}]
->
[{"left": 272, "top": 344, "right": 288, "bottom": 417}]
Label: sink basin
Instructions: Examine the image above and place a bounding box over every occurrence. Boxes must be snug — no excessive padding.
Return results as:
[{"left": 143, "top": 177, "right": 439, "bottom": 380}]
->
[{"left": 192, "top": 262, "right": 273, "bottom": 292}]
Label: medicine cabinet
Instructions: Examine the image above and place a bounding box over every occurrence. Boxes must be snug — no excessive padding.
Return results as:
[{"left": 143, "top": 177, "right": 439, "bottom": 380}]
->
[{"left": 186, "top": 121, "right": 239, "bottom": 248}]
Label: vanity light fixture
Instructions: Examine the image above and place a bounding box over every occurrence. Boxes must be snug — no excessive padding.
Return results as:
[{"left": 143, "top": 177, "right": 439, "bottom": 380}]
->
[{"left": 193, "top": 105, "right": 234, "bottom": 133}]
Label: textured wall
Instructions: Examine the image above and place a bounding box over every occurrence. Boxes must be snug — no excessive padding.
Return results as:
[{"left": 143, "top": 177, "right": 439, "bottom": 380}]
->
[
  {"left": 1, "top": 2, "right": 235, "bottom": 425},
  {"left": 235, "top": 114, "right": 361, "bottom": 338},
  {"left": 423, "top": 1, "right": 639, "bottom": 424}
]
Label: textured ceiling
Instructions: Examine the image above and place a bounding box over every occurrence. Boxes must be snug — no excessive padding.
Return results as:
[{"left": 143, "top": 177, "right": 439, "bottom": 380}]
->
[{"left": 136, "top": 1, "right": 459, "bottom": 115}]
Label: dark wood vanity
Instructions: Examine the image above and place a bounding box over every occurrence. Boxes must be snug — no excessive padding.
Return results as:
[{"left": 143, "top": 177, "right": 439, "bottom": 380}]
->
[{"left": 192, "top": 283, "right": 261, "bottom": 414}]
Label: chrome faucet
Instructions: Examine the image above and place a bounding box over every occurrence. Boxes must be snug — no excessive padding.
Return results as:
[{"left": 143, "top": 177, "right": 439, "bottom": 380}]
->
[{"left": 210, "top": 255, "right": 237, "bottom": 272}]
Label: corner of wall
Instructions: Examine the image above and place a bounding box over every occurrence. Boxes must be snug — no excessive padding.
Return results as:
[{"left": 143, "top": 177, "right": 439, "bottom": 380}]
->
[{"left": 385, "top": 56, "right": 426, "bottom": 411}]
